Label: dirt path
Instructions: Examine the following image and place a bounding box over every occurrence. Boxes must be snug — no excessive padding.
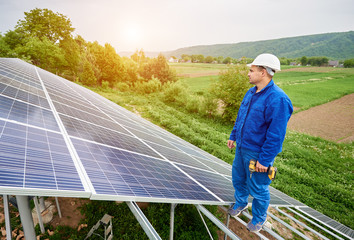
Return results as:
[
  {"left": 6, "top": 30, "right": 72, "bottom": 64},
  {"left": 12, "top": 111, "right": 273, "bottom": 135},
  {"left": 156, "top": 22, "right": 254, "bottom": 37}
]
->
[{"left": 288, "top": 93, "right": 354, "bottom": 143}]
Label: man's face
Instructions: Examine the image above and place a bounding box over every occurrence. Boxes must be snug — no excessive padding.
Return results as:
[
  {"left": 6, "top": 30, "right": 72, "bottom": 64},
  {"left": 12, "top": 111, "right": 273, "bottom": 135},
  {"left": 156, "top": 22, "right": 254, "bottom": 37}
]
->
[{"left": 247, "top": 65, "right": 264, "bottom": 85}]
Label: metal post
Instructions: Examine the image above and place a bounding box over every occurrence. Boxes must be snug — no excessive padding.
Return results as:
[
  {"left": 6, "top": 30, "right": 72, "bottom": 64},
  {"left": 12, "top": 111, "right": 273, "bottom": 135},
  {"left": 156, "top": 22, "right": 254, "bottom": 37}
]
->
[
  {"left": 34, "top": 196, "right": 45, "bottom": 234},
  {"left": 3, "top": 195, "right": 12, "bottom": 240},
  {"left": 126, "top": 201, "right": 162, "bottom": 240},
  {"left": 224, "top": 214, "right": 230, "bottom": 240},
  {"left": 55, "top": 197, "right": 62, "bottom": 218},
  {"left": 195, "top": 205, "right": 241, "bottom": 240},
  {"left": 16, "top": 195, "right": 36, "bottom": 240},
  {"left": 169, "top": 203, "right": 177, "bottom": 240},
  {"left": 39, "top": 197, "right": 45, "bottom": 211}
]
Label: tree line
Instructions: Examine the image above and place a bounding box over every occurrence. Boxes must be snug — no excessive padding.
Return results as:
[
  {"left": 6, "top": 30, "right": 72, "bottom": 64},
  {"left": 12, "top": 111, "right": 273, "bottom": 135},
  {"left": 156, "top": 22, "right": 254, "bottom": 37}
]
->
[{"left": 0, "top": 8, "right": 177, "bottom": 90}]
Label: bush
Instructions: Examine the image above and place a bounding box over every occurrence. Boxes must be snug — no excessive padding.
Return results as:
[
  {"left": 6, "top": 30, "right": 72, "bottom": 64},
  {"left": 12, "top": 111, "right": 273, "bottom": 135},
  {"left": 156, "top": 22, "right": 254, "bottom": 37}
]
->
[
  {"left": 114, "top": 82, "right": 130, "bottom": 92},
  {"left": 162, "top": 81, "right": 188, "bottom": 103},
  {"left": 135, "top": 77, "right": 161, "bottom": 94},
  {"left": 210, "top": 64, "right": 251, "bottom": 122}
]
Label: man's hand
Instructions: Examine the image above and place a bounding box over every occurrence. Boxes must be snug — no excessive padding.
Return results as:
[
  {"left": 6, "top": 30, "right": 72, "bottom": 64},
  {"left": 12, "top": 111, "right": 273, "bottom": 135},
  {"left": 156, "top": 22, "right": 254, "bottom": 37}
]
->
[
  {"left": 227, "top": 140, "right": 236, "bottom": 149},
  {"left": 256, "top": 161, "right": 268, "bottom": 172}
]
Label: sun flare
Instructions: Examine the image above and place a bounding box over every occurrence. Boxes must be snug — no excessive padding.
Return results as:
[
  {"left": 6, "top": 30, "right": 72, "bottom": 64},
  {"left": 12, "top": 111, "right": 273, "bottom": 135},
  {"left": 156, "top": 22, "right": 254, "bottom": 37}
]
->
[{"left": 123, "top": 24, "right": 142, "bottom": 44}]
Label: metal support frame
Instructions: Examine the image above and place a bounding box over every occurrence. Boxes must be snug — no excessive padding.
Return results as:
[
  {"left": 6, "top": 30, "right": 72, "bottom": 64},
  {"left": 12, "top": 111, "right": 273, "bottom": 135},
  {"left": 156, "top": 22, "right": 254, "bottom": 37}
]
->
[
  {"left": 195, "top": 204, "right": 241, "bottom": 240},
  {"left": 276, "top": 207, "right": 330, "bottom": 240},
  {"left": 287, "top": 207, "right": 344, "bottom": 240},
  {"left": 296, "top": 207, "right": 349, "bottom": 240},
  {"left": 3, "top": 195, "right": 12, "bottom": 240},
  {"left": 16, "top": 195, "right": 36, "bottom": 240},
  {"left": 196, "top": 206, "right": 214, "bottom": 239},
  {"left": 33, "top": 196, "right": 45, "bottom": 234},
  {"left": 169, "top": 203, "right": 177, "bottom": 240},
  {"left": 220, "top": 206, "right": 279, "bottom": 240},
  {"left": 126, "top": 201, "right": 162, "bottom": 240},
  {"left": 55, "top": 197, "right": 62, "bottom": 218},
  {"left": 39, "top": 197, "right": 45, "bottom": 211},
  {"left": 224, "top": 214, "right": 230, "bottom": 240},
  {"left": 268, "top": 211, "right": 311, "bottom": 239},
  {"left": 240, "top": 208, "right": 284, "bottom": 240}
]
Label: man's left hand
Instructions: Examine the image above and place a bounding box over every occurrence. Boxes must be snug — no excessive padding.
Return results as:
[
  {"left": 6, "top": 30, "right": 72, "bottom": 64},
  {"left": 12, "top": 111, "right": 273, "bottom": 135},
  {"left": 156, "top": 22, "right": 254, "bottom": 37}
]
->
[{"left": 256, "top": 161, "right": 268, "bottom": 172}]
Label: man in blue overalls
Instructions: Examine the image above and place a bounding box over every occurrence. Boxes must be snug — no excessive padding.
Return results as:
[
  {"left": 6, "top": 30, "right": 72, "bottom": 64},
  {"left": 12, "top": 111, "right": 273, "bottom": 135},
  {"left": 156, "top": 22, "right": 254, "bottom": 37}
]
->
[{"left": 227, "top": 53, "right": 293, "bottom": 232}]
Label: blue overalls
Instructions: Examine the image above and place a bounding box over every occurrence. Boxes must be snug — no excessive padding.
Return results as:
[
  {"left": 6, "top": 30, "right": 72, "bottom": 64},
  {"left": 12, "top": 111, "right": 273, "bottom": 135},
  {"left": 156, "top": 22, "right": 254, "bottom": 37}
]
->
[{"left": 229, "top": 80, "right": 293, "bottom": 224}]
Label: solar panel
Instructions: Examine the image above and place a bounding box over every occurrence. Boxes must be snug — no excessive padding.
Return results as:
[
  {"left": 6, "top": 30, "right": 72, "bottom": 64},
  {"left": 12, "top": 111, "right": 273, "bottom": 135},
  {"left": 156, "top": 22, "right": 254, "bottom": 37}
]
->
[{"left": 1, "top": 57, "right": 351, "bottom": 238}]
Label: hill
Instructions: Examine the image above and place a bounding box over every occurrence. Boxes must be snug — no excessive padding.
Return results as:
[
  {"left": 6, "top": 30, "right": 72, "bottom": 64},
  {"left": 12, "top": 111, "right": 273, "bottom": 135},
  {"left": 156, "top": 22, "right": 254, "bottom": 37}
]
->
[{"left": 166, "top": 31, "right": 354, "bottom": 60}]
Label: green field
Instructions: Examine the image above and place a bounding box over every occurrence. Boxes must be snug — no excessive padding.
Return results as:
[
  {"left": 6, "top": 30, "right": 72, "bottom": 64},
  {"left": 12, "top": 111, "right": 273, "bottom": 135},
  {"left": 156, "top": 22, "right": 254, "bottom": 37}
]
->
[{"left": 173, "top": 64, "right": 354, "bottom": 111}]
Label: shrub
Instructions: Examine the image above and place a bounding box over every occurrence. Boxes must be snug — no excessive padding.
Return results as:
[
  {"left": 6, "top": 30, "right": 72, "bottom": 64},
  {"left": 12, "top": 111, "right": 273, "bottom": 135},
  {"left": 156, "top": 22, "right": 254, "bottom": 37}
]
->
[
  {"left": 210, "top": 64, "right": 251, "bottom": 122},
  {"left": 114, "top": 82, "right": 130, "bottom": 92},
  {"left": 135, "top": 77, "right": 161, "bottom": 94},
  {"left": 162, "top": 81, "right": 188, "bottom": 103}
]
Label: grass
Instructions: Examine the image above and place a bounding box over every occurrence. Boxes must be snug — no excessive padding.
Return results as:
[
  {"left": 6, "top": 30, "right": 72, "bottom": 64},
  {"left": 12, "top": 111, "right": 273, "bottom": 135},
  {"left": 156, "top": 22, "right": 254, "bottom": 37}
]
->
[{"left": 179, "top": 75, "right": 219, "bottom": 93}]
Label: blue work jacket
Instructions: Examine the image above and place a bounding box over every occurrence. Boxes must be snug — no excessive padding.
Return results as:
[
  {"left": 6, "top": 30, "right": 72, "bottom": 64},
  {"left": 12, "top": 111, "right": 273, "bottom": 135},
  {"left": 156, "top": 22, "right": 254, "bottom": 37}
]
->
[{"left": 229, "top": 80, "right": 293, "bottom": 167}]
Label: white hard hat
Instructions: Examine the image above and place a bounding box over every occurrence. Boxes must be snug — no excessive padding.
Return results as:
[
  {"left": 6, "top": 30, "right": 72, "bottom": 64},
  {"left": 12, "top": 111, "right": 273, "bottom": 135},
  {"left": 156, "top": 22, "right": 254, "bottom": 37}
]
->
[{"left": 247, "top": 53, "right": 281, "bottom": 72}]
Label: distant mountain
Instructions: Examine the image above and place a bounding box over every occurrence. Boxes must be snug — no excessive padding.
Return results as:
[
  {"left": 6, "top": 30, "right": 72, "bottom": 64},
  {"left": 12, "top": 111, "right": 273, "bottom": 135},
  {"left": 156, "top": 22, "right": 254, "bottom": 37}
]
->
[{"left": 165, "top": 31, "right": 354, "bottom": 60}]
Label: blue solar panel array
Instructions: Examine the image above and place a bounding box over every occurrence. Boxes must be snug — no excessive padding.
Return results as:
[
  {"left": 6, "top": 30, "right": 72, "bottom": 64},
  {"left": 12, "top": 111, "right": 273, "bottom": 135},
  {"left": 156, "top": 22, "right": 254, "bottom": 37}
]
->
[{"left": 0, "top": 58, "right": 233, "bottom": 204}]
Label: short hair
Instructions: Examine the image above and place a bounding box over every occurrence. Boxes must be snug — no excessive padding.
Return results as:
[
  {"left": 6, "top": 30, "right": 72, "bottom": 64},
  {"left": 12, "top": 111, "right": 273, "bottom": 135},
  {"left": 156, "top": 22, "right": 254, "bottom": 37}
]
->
[{"left": 257, "top": 66, "right": 275, "bottom": 77}]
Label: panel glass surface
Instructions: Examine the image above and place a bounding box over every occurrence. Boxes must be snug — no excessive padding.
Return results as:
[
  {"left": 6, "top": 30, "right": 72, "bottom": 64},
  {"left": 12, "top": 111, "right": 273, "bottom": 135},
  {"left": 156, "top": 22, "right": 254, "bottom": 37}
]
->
[
  {"left": 0, "top": 120, "right": 85, "bottom": 192},
  {"left": 72, "top": 138, "right": 219, "bottom": 202}
]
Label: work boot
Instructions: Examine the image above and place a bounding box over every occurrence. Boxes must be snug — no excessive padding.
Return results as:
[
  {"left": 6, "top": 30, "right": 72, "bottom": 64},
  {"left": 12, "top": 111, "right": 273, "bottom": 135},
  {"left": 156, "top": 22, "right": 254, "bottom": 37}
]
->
[
  {"left": 247, "top": 220, "right": 266, "bottom": 233},
  {"left": 227, "top": 204, "right": 247, "bottom": 217}
]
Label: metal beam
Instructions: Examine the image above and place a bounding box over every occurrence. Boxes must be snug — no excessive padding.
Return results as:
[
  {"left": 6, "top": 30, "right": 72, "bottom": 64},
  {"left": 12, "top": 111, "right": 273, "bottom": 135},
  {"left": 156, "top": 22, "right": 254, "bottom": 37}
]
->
[
  {"left": 126, "top": 201, "right": 161, "bottom": 240},
  {"left": 3, "top": 195, "right": 12, "bottom": 240},
  {"left": 287, "top": 207, "right": 344, "bottom": 240},
  {"left": 267, "top": 211, "right": 311, "bottom": 240},
  {"left": 16, "top": 195, "right": 36, "bottom": 240},
  {"left": 55, "top": 197, "right": 62, "bottom": 218},
  {"left": 33, "top": 196, "right": 45, "bottom": 234},
  {"left": 195, "top": 204, "right": 241, "bottom": 240},
  {"left": 276, "top": 207, "right": 330, "bottom": 240},
  {"left": 169, "top": 203, "right": 177, "bottom": 240}
]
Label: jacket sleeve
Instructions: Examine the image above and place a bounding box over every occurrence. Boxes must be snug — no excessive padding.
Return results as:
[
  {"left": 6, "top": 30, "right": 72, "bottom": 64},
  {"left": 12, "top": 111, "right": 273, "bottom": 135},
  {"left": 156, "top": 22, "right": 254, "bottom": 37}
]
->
[{"left": 258, "top": 96, "right": 293, "bottom": 167}]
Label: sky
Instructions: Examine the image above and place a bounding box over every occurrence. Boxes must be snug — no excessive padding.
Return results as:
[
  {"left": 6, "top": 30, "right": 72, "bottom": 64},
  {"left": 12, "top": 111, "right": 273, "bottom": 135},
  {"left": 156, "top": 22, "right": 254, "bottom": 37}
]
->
[{"left": 0, "top": 0, "right": 353, "bottom": 53}]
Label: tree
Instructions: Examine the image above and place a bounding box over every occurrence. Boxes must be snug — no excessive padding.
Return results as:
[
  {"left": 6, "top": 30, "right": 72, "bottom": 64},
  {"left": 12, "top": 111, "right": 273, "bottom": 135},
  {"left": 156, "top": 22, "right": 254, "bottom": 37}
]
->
[
  {"left": 15, "top": 8, "right": 74, "bottom": 43},
  {"left": 223, "top": 57, "right": 233, "bottom": 64},
  {"left": 210, "top": 64, "right": 251, "bottom": 122},
  {"left": 300, "top": 56, "right": 308, "bottom": 66},
  {"left": 344, "top": 58, "right": 354, "bottom": 68},
  {"left": 139, "top": 54, "right": 177, "bottom": 84},
  {"left": 59, "top": 37, "right": 81, "bottom": 79},
  {"left": 80, "top": 60, "right": 97, "bottom": 86},
  {"left": 205, "top": 56, "right": 214, "bottom": 63},
  {"left": 15, "top": 36, "right": 65, "bottom": 72}
]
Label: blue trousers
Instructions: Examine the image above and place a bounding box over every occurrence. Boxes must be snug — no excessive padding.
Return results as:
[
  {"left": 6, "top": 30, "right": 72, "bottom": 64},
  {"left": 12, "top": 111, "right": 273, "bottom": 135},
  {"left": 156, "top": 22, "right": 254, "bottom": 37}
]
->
[{"left": 232, "top": 147, "right": 272, "bottom": 224}]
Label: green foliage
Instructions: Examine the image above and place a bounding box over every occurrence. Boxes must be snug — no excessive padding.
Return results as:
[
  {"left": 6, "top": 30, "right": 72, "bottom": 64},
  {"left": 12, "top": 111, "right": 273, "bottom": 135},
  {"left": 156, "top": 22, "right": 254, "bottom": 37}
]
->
[
  {"left": 210, "top": 64, "right": 251, "bottom": 122},
  {"left": 162, "top": 81, "right": 188, "bottom": 103},
  {"left": 15, "top": 36, "right": 65, "bottom": 71},
  {"left": 80, "top": 60, "right": 97, "bottom": 86},
  {"left": 15, "top": 8, "right": 74, "bottom": 43},
  {"left": 140, "top": 54, "right": 177, "bottom": 84},
  {"left": 135, "top": 76, "right": 162, "bottom": 94},
  {"left": 344, "top": 58, "right": 354, "bottom": 68}
]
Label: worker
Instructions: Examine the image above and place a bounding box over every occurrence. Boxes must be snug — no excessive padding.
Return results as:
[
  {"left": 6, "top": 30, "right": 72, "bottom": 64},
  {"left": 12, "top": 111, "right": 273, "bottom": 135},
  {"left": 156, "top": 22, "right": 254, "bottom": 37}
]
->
[{"left": 227, "top": 53, "right": 293, "bottom": 232}]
